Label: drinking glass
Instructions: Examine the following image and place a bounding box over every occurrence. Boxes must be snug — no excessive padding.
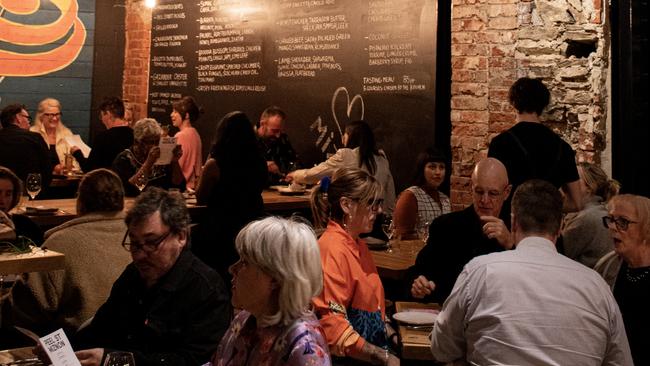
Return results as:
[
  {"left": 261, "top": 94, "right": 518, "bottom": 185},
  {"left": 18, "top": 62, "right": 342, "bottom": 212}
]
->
[
  {"left": 103, "top": 351, "right": 136, "bottom": 366},
  {"left": 417, "top": 221, "right": 431, "bottom": 243},
  {"left": 134, "top": 173, "right": 147, "bottom": 192},
  {"left": 381, "top": 214, "right": 394, "bottom": 253},
  {"left": 26, "top": 173, "right": 42, "bottom": 200}
]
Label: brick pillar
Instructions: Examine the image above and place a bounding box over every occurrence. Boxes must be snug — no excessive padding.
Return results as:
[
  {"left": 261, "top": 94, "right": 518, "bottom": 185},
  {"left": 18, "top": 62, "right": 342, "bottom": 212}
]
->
[{"left": 123, "top": 0, "right": 152, "bottom": 122}]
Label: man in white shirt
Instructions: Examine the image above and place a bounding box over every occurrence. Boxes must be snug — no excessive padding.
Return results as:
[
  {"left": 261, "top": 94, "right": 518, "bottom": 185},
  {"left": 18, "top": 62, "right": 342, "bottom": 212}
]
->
[{"left": 430, "top": 179, "right": 633, "bottom": 366}]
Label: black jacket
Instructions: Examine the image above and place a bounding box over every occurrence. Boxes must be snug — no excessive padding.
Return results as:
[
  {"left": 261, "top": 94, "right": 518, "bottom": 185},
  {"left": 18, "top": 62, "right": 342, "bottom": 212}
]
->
[
  {"left": 74, "top": 249, "right": 231, "bottom": 366},
  {"left": 0, "top": 124, "right": 52, "bottom": 188}
]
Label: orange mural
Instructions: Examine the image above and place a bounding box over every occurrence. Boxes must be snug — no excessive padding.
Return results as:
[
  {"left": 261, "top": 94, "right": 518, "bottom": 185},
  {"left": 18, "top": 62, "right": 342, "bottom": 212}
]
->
[{"left": 0, "top": 0, "right": 87, "bottom": 76}]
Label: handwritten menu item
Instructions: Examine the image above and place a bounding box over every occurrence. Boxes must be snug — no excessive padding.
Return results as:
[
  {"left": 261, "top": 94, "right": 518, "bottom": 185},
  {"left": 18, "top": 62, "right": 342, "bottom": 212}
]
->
[
  {"left": 40, "top": 328, "right": 81, "bottom": 366},
  {"left": 155, "top": 136, "right": 177, "bottom": 165}
]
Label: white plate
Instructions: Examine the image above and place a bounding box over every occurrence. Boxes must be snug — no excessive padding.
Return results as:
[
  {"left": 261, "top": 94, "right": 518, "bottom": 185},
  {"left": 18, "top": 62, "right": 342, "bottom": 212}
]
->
[
  {"left": 277, "top": 187, "right": 306, "bottom": 195},
  {"left": 393, "top": 310, "right": 439, "bottom": 325}
]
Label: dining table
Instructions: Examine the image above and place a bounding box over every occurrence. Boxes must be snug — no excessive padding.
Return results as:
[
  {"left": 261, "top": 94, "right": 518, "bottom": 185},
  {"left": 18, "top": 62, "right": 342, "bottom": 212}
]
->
[
  {"left": 392, "top": 301, "right": 440, "bottom": 361},
  {"left": 0, "top": 247, "right": 65, "bottom": 276},
  {"left": 0, "top": 347, "right": 40, "bottom": 365},
  {"left": 370, "top": 239, "right": 426, "bottom": 279},
  {"left": 14, "top": 189, "right": 311, "bottom": 229}
]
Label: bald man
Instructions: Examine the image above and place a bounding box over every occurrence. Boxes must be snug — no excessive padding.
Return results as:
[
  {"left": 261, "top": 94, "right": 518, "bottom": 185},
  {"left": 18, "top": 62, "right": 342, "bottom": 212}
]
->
[{"left": 409, "top": 158, "right": 513, "bottom": 303}]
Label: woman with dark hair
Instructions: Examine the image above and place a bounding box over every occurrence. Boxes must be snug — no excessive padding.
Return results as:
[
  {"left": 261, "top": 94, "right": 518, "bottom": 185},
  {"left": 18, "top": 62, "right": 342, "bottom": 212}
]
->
[
  {"left": 393, "top": 148, "right": 451, "bottom": 239},
  {"left": 287, "top": 120, "right": 395, "bottom": 213},
  {"left": 9, "top": 168, "right": 131, "bottom": 334},
  {"left": 194, "top": 111, "right": 267, "bottom": 279},
  {"left": 0, "top": 166, "right": 43, "bottom": 244},
  {"left": 171, "top": 96, "right": 203, "bottom": 190},
  {"left": 311, "top": 168, "right": 399, "bottom": 365}
]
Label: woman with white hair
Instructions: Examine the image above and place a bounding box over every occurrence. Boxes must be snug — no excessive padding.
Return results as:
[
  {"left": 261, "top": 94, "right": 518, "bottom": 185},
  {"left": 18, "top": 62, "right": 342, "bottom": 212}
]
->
[
  {"left": 209, "top": 216, "right": 331, "bottom": 366},
  {"left": 31, "top": 97, "right": 81, "bottom": 174},
  {"left": 111, "top": 118, "right": 184, "bottom": 196}
]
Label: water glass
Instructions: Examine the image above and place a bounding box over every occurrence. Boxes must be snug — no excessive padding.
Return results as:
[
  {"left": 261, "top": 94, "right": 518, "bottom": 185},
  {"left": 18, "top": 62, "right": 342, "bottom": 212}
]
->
[{"left": 26, "top": 173, "right": 42, "bottom": 200}]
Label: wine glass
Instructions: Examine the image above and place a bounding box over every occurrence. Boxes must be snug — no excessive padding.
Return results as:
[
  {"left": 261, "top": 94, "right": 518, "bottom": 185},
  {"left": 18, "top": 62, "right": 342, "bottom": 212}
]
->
[
  {"left": 103, "top": 351, "right": 135, "bottom": 366},
  {"left": 134, "top": 173, "right": 147, "bottom": 192},
  {"left": 417, "top": 221, "right": 431, "bottom": 243},
  {"left": 26, "top": 173, "right": 42, "bottom": 201},
  {"left": 381, "top": 214, "right": 394, "bottom": 253}
]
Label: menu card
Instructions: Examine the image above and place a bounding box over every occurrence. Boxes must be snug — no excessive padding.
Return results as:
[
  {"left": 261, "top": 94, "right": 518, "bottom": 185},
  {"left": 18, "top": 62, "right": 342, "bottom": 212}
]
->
[
  {"left": 155, "top": 136, "right": 177, "bottom": 165},
  {"left": 40, "top": 329, "right": 81, "bottom": 366}
]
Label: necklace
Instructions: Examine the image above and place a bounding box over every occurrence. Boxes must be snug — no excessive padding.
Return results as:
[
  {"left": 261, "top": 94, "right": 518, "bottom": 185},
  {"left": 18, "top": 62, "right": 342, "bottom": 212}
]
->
[{"left": 625, "top": 266, "right": 650, "bottom": 283}]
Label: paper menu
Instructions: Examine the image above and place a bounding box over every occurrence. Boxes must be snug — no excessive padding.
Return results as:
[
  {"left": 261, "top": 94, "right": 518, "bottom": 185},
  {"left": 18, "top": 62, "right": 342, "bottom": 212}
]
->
[
  {"left": 40, "top": 329, "right": 81, "bottom": 366},
  {"left": 63, "top": 135, "right": 91, "bottom": 158},
  {"left": 155, "top": 136, "right": 177, "bottom": 165}
]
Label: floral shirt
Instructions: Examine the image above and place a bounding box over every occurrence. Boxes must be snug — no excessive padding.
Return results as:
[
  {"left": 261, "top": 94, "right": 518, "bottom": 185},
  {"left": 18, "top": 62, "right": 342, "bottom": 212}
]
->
[{"left": 209, "top": 310, "right": 331, "bottom": 366}]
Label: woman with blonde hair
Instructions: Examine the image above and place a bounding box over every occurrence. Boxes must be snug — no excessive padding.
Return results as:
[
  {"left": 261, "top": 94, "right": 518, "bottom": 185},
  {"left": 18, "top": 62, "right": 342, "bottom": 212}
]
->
[
  {"left": 602, "top": 194, "right": 650, "bottom": 366},
  {"left": 210, "top": 216, "right": 331, "bottom": 366},
  {"left": 311, "top": 168, "right": 399, "bottom": 366},
  {"left": 31, "top": 98, "right": 80, "bottom": 174},
  {"left": 561, "top": 162, "right": 620, "bottom": 267}
]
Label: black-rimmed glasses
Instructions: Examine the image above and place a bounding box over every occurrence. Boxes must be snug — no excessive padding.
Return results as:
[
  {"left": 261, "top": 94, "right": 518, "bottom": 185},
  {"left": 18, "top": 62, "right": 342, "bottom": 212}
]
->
[
  {"left": 121, "top": 230, "right": 171, "bottom": 253},
  {"left": 602, "top": 215, "right": 638, "bottom": 232},
  {"left": 43, "top": 112, "right": 62, "bottom": 119},
  {"left": 20, "top": 113, "right": 32, "bottom": 122}
]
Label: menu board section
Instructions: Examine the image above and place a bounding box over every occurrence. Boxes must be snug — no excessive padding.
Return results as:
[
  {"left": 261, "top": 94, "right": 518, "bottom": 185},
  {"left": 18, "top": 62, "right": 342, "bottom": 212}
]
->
[{"left": 148, "top": 0, "right": 438, "bottom": 189}]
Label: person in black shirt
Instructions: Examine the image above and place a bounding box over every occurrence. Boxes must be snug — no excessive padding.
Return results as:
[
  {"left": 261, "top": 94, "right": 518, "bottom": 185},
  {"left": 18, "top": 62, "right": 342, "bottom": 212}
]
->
[
  {"left": 488, "top": 77, "right": 582, "bottom": 216},
  {"left": 72, "top": 97, "right": 134, "bottom": 172},
  {"left": 410, "top": 158, "right": 513, "bottom": 303},
  {"left": 73, "top": 187, "right": 231, "bottom": 366},
  {"left": 0, "top": 103, "right": 52, "bottom": 189},
  {"left": 256, "top": 106, "right": 298, "bottom": 184}
]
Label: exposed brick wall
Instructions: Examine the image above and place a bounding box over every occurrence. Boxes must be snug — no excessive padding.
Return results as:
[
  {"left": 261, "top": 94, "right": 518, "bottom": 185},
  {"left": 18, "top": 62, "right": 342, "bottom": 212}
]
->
[
  {"left": 122, "top": 0, "right": 152, "bottom": 122},
  {"left": 450, "top": 0, "right": 608, "bottom": 209}
]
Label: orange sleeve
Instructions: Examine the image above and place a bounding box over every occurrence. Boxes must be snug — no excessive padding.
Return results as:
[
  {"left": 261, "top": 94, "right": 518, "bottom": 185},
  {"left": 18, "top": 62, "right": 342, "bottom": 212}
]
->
[
  {"left": 393, "top": 190, "right": 418, "bottom": 238},
  {"left": 312, "top": 242, "right": 366, "bottom": 356}
]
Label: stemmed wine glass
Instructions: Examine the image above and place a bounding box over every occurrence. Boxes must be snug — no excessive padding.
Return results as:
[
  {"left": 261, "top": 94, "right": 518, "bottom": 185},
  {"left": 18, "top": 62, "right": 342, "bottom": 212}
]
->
[
  {"left": 103, "top": 351, "right": 136, "bottom": 366},
  {"left": 26, "top": 173, "right": 42, "bottom": 202},
  {"left": 382, "top": 214, "right": 394, "bottom": 253}
]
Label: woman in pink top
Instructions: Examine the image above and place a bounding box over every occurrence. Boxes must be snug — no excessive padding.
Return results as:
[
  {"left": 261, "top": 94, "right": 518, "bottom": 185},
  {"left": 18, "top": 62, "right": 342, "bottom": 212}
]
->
[{"left": 171, "top": 96, "right": 203, "bottom": 190}]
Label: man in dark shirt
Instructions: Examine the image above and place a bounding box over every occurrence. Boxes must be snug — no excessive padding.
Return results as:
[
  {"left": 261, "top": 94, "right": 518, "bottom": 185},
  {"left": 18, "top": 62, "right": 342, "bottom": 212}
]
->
[
  {"left": 72, "top": 96, "right": 134, "bottom": 172},
  {"left": 488, "top": 77, "right": 582, "bottom": 215},
  {"left": 74, "top": 187, "right": 231, "bottom": 366},
  {"left": 0, "top": 103, "right": 52, "bottom": 188},
  {"left": 409, "top": 158, "right": 513, "bottom": 303},
  {"left": 256, "top": 106, "right": 298, "bottom": 184}
]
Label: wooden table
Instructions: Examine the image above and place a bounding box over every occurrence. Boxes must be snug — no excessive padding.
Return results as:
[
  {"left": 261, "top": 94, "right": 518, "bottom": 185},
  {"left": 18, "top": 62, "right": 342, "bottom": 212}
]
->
[
  {"left": 371, "top": 239, "right": 425, "bottom": 279},
  {"left": 394, "top": 301, "right": 440, "bottom": 361},
  {"left": 0, "top": 347, "right": 40, "bottom": 364},
  {"left": 15, "top": 190, "right": 310, "bottom": 229},
  {"left": 0, "top": 247, "right": 65, "bottom": 275}
]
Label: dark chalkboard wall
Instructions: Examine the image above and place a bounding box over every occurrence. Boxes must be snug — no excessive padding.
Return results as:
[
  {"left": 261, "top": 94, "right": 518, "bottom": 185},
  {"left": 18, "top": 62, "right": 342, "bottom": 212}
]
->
[{"left": 148, "top": 0, "right": 438, "bottom": 190}]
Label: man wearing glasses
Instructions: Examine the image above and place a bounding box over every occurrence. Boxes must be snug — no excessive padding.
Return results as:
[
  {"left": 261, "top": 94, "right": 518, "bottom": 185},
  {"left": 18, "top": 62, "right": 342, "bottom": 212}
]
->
[
  {"left": 409, "top": 158, "right": 513, "bottom": 303},
  {"left": 73, "top": 187, "right": 231, "bottom": 366},
  {"left": 0, "top": 103, "right": 52, "bottom": 187},
  {"left": 431, "top": 180, "right": 632, "bottom": 365}
]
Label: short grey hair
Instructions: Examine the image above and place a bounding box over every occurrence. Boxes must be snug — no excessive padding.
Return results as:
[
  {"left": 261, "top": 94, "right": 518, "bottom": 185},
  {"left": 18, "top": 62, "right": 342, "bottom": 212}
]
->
[
  {"left": 133, "top": 118, "right": 162, "bottom": 141},
  {"left": 235, "top": 216, "right": 323, "bottom": 326}
]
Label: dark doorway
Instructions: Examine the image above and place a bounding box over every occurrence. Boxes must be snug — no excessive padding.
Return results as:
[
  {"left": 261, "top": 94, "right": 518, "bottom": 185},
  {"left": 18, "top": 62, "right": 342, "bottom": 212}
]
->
[{"left": 611, "top": 0, "right": 650, "bottom": 196}]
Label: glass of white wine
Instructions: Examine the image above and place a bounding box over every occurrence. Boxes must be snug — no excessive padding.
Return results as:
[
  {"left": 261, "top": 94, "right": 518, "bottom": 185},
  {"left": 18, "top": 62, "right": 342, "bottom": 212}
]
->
[
  {"left": 103, "top": 351, "right": 135, "bottom": 366},
  {"left": 26, "top": 173, "right": 42, "bottom": 201},
  {"left": 381, "top": 214, "right": 394, "bottom": 253}
]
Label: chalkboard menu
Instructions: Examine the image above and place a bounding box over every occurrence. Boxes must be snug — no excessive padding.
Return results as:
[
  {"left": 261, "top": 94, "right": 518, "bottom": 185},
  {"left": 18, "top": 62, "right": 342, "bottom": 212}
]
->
[{"left": 148, "top": 0, "right": 438, "bottom": 190}]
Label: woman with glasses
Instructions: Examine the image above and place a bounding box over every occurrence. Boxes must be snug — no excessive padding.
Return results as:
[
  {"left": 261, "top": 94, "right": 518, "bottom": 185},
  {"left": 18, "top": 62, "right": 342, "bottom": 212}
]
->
[
  {"left": 209, "top": 216, "right": 331, "bottom": 366},
  {"left": 561, "top": 162, "right": 620, "bottom": 268},
  {"left": 111, "top": 118, "right": 184, "bottom": 196},
  {"left": 601, "top": 194, "right": 650, "bottom": 366},
  {"left": 311, "top": 168, "right": 399, "bottom": 366},
  {"left": 8, "top": 169, "right": 131, "bottom": 335},
  {"left": 31, "top": 98, "right": 81, "bottom": 175}
]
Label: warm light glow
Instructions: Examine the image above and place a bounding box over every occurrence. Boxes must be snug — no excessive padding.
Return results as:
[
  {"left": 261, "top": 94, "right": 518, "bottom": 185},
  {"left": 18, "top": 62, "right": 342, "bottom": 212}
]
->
[{"left": 144, "top": 0, "right": 156, "bottom": 8}]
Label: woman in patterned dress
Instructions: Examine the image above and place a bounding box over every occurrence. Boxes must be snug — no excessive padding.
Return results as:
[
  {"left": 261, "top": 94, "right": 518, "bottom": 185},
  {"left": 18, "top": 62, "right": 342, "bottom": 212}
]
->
[
  {"left": 393, "top": 147, "right": 450, "bottom": 239},
  {"left": 209, "top": 216, "right": 331, "bottom": 366}
]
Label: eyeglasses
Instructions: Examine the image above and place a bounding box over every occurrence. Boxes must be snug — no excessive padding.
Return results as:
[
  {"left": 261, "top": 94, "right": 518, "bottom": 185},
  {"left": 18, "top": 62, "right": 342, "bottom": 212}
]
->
[
  {"left": 43, "top": 112, "right": 62, "bottom": 119},
  {"left": 19, "top": 113, "right": 32, "bottom": 122},
  {"left": 602, "top": 215, "right": 638, "bottom": 231},
  {"left": 121, "top": 230, "right": 171, "bottom": 253},
  {"left": 369, "top": 199, "right": 384, "bottom": 212}
]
